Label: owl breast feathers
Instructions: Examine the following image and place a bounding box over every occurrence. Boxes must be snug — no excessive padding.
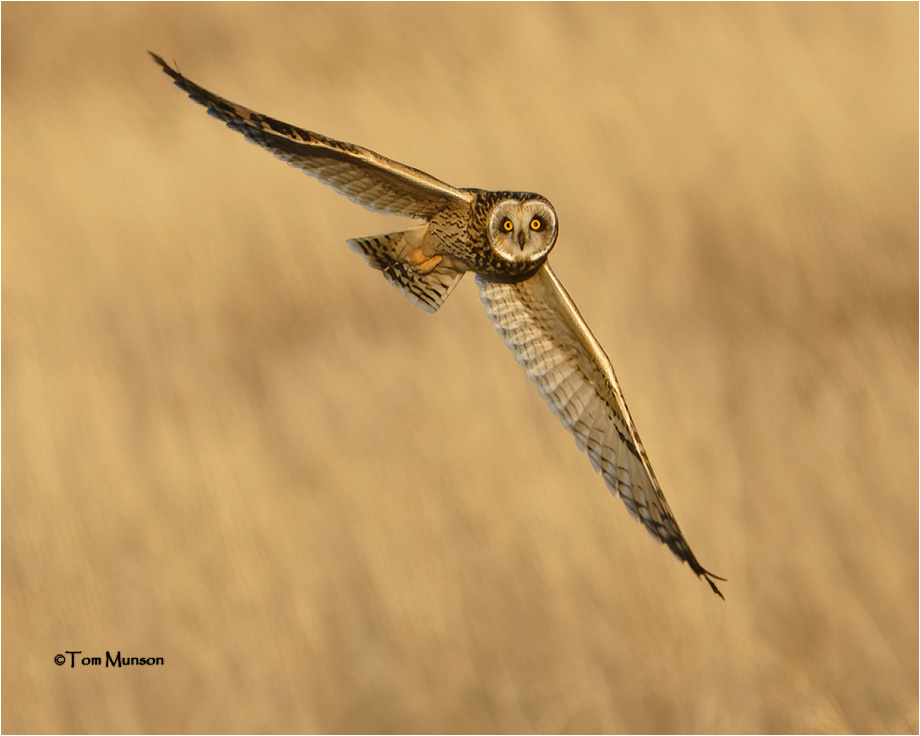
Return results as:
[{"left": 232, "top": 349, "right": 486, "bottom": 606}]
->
[{"left": 151, "top": 52, "right": 724, "bottom": 598}]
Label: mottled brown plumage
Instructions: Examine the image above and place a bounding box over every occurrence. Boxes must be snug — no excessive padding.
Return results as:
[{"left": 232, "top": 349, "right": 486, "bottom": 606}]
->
[{"left": 151, "top": 52, "right": 723, "bottom": 598}]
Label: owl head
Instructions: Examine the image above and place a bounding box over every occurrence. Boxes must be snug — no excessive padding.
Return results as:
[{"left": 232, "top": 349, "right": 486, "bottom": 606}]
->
[{"left": 486, "top": 195, "right": 558, "bottom": 274}]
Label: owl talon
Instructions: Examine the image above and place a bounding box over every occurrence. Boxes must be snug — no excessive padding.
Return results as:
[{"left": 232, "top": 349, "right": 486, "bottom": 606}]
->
[{"left": 407, "top": 248, "right": 442, "bottom": 275}]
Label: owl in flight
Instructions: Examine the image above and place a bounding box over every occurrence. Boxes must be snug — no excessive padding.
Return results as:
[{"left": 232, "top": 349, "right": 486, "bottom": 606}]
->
[{"left": 151, "top": 53, "right": 723, "bottom": 598}]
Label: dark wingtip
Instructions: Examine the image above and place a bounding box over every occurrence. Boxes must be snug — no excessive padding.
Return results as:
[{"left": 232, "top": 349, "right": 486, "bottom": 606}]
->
[
  {"left": 686, "top": 552, "right": 726, "bottom": 600},
  {"left": 148, "top": 52, "right": 216, "bottom": 111},
  {"left": 148, "top": 51, "right": 180, "bottom": 80},
  {"left": 148, "top": 50, "right": 167, "bottom": 69},
  {"left": 702, "top": 571, "right": 726, "bottom": 600}
]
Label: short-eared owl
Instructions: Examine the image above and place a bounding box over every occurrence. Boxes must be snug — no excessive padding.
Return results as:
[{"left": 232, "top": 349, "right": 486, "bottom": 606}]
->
[{"left": 151, "top": 53, "right": 723, "bottom": 598}]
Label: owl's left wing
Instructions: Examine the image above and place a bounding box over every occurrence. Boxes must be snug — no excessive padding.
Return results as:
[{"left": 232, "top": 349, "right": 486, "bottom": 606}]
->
[
  {"left": 477, "top": 263, "right": 724, "bottom": 597},
  {"left": 150, "top": 53, "right": 472, "bottom": 219}
]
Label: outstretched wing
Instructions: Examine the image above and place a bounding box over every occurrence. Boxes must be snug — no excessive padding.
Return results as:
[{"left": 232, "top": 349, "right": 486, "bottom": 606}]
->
[
  {"left": 150, "top": 53, "right": 472, "bottom": 219},
  {"left": 477, "top": 263, "right": 724, "bottom": 597}
]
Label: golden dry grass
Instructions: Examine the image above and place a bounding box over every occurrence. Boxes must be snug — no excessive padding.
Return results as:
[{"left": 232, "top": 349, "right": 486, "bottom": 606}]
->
[{"left": 2, "top": 3, "right": 917, "bottom": 733}]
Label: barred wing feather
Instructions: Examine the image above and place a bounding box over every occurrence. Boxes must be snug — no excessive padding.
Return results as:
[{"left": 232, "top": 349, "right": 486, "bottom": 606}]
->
[
  {"left": 150, "top": 53, "right": 472, "bottom": 219},
  {"left": 477, "top": 264, "right": 723, "bottom": 597}
]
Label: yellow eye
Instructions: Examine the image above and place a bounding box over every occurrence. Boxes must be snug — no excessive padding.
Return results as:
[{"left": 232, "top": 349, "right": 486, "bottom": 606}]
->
[
  {"left": 502, "top": 219, "right": 514, "bottom": 232},
  {"left": 530, "top": 218, "right": 542, "bottom": 231}
]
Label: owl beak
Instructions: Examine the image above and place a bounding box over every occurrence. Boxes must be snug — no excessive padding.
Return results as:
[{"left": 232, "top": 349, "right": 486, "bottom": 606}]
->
[{"left": 517, "top": 230, "right": 527, "bottom": 250}]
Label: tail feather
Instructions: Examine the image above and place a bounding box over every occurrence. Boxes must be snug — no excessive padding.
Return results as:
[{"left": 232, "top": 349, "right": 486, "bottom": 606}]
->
[{"left": 348, "top": 226, "right": 464, "bottom": 313}]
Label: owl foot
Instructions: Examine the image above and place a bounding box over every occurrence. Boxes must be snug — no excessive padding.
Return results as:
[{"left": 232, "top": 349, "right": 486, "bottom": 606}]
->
[
  {"left": 348, "top": 230, "right": 463, "bottom": 313},
  {"left": 407, "top": 249, "right": 443, "bottom": 275}
]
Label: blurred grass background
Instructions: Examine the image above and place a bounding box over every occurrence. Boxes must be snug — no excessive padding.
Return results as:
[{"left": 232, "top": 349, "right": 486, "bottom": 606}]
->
[{"left": 2, "top": 3, "right": 917, "bottom": 733}]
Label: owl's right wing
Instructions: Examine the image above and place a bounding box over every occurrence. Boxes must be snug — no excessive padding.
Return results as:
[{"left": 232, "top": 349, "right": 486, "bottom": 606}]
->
[
  {"left": 150, "top": 53, "right": 473, "bottom": 219},
  {"left": 477, "top": 263, "right": 724, "bottom": 597}
]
